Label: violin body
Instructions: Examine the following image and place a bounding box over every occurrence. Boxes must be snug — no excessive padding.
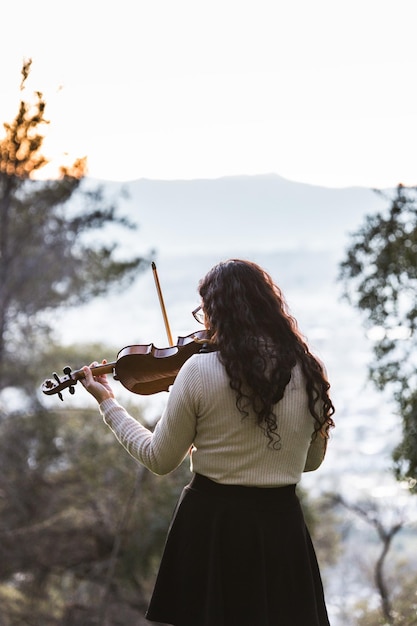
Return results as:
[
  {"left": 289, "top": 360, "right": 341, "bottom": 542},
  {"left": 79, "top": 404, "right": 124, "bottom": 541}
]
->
[
  {"left": 41, "top": 330, "right": 210, "bottom": 400},
  {"left": 115, "top": 330, "right": 209, "bottom": 395}
]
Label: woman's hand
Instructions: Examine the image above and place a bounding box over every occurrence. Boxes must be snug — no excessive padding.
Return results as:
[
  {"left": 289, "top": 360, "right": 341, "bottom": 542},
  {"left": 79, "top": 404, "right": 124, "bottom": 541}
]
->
[{"left": 81, "top": 360, "right": 115, "bottom": 404}]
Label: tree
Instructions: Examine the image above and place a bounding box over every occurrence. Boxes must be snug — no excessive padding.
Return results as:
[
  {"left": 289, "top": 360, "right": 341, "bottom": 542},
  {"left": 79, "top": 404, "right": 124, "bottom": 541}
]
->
[
  {"left": 356, "top": 571, "right": 417, "bottom": 626},
  {"left": 331, "top": 494, "right": 410, "bottom": 625},
  {"left": 339, "top": 183, "right": 417, "bottom": 491},
  {"left": 0, "top": 59, "right": 150, "bottom": 394},
  {"left": 0, "top": 60, "right": 168, "bottom": 625}
]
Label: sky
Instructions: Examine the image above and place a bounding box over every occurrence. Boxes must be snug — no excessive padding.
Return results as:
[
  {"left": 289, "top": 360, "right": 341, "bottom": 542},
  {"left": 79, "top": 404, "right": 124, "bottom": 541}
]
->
[{"left": 1, "top": 0, "right": 417, "bottom": 189}]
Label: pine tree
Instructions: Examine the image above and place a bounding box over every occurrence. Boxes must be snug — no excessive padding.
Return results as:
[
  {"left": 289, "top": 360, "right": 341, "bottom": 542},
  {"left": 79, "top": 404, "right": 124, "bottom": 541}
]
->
[
  {"left": 0, "top": 61, "right": 172, "bottom": 626},
  {"left": 0, "top": 59, "right": 149, "bottom": 393}
]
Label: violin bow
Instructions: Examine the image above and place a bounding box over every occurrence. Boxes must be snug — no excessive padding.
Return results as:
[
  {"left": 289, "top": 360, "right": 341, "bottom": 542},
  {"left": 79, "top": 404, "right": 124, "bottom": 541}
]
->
[{"left": 152, "top": 262, "right": 174, "bottom": 346}]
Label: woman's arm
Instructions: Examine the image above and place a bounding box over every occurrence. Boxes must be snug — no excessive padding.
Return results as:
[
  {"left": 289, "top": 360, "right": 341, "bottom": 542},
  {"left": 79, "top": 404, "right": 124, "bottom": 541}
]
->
[
  {"left": 81, "top": 357, "right": 200, "bottom": 475},
  {"left": 303, "top": 433, "right": 327, "bottom": 472}
]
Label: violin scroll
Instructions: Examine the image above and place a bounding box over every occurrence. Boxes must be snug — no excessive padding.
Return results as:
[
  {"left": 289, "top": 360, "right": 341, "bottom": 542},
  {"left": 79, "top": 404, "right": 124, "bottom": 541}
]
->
[
  {"left": 42, "top": 367, "right": 78, "bottom": 401},
  {"left": 41, "top": 362, "right": 116, "bottom": 401}
]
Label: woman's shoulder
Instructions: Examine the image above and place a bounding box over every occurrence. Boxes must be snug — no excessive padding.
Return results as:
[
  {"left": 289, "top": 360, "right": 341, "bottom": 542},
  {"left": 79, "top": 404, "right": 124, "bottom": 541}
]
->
[
  {"left": 193, "top": 349, "right": 221, "bottom": 365},
  {"left": 179, "top": 349, "right": 220, "bottom": 374}
]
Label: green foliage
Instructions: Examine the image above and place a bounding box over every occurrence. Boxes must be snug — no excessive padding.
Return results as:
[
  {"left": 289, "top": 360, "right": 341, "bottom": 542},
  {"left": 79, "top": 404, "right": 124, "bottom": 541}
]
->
[
  {"left": 340, "top": 184, "right": 417, "bottom": 331},
  {"left": 0, "top": 402, "right": 188, "bottom": 625},
  {"left": 298, "top": 487, "right": 341, "bottom": 567},
  {"left": 340, "top": 184, "right": 417, "bottom": 491}
]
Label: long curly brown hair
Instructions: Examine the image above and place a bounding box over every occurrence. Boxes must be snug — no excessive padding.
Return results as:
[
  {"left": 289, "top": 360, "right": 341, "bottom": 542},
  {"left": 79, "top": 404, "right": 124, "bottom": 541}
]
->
[{"left": 198, "top": 259, "right": 335, "bottom": 448}]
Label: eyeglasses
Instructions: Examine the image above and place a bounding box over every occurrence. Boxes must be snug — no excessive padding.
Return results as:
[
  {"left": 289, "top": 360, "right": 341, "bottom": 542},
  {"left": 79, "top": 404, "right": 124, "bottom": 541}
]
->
[{"left": 192, "top": 305, "right": 205, "bottom": 325}]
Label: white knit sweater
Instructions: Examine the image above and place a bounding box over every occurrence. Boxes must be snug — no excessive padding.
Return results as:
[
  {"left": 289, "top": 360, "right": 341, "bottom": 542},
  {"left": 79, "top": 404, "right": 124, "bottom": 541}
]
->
[{"left": 99, "top": 351, "right": 327, "bottom": 486}]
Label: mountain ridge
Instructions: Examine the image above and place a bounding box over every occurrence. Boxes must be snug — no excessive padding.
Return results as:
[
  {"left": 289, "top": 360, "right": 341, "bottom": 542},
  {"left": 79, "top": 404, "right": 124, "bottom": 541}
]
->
[
  {"left": 91, "top": 171, "right": 392, "bottom": 191},
  {"left": 88, "top": 173, "right": 390, "bottom": 257}
]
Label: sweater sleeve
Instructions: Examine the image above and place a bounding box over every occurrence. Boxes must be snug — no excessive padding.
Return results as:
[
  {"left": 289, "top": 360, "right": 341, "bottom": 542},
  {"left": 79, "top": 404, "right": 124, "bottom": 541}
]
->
[
  {"left": 303, "top": 433, "right": 327, "bottom": 472},
  {"left": 303, "top": 360, "right": 330, "bottom": 472},
  {"left": 99, "top": 356, "right": 201, "bottom": 475}
]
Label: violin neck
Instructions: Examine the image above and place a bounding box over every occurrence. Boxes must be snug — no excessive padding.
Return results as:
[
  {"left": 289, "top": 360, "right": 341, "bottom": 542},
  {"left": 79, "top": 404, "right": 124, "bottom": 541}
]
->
[{"left": 73, "top": 362, "right": 116, "bottom": 381}]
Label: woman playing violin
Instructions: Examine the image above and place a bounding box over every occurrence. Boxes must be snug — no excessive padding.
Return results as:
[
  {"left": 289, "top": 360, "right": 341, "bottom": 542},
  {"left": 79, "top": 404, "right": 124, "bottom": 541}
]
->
[{"left": 81, "top": 258, "right": 335, "bottom": 626}]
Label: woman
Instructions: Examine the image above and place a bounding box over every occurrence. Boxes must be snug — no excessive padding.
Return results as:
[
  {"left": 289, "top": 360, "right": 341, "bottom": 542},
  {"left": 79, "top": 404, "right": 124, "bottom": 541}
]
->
[{"left": 81, "top": 259, "right": 335, "bottom": 626}]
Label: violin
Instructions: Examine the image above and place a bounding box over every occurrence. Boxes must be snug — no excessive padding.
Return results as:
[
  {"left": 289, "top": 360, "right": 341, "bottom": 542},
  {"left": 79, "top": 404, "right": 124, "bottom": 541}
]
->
[
  {"left": 41, "top": 329, "right": 209, "bottom": 400},
  {"left": 41, "top": 262, "right": 212, "bottom": 401}
]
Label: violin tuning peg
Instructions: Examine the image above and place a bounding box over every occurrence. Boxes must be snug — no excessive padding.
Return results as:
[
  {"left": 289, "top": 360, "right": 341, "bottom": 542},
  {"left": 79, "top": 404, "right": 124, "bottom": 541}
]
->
[
  {"left": 58, "top": 391, "right": 64, "bottom": 401},
  {"left": 69, "top": 386, "right": 75, "bottom": 395},
  {"left": 63, "top": 366, "right": 72, "bottom": 376}
]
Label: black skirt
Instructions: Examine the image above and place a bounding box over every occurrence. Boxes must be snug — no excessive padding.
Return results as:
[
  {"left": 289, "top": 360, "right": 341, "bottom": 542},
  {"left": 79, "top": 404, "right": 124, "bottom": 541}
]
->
[{"left": 146, "top": 474, "right": 330, "bottom": 626}]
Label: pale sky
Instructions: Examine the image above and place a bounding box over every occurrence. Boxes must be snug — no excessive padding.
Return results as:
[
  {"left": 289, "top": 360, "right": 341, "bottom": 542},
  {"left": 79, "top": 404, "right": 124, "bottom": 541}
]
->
[{"left": 1, "top": 0, "right": 417, "bottom": 189}]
